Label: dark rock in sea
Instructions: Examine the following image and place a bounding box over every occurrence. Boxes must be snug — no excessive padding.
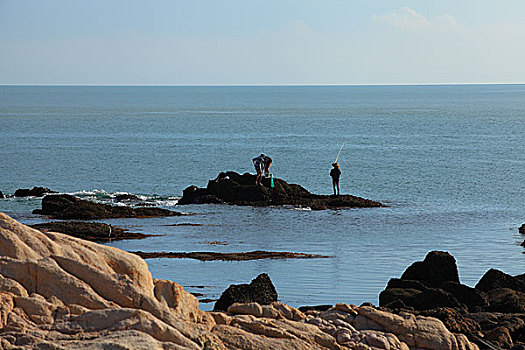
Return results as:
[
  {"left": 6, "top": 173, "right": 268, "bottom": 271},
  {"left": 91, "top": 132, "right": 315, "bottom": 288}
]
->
[
  {"left": 14, "top": 186, "right": 57, "bottom": 197},
  {"left": 298, "top": 305, "right": 333, "bottom": 312},
  {"left": 400, "top": 250, "right": 460, "bottom": 284},
  {"left": 178, "top": 171, "right": 382, "bottom": 209},
  {"left": 379, "top": 251, "right": 489, "bottom": 312},
  {"left": 115, "top": 193, "right": 140, "bottom": 202},
  {"left": 213, "top": 273, "right": 278, "bottom": 311},
  {"left": 30, "top": 221, "right": 155, "bottom": 242},
  {"left": 33, "top": 194, "right": 182, "bottom": 219},
  {"left": 519, "top": 224, "right": 525, "bottom": 234},
  {"left": 476, "top": 269, "right": 525, "bottom": 293}
]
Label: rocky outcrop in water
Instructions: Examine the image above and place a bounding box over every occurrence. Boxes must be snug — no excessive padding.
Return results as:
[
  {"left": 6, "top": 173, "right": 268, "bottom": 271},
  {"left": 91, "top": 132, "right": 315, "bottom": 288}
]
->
[
  {"left": 213, "top": 274, "right": 278, "bottom": 311},
  {"left": 31, "top": 221, "right": 155, "bottom": 242},
  {"left": 179, "top": 171, "right": 382, "bottom": 209},
  {"left": 133, "top": 250, "right": 331, "bottom": 261},
  {"left": 0, "top": 212, "right": 483, "bottom": 349},
  {"left": 14, "top": 186, "right": 57, "bottom": 197},
  {"left": 519, "top": 224, "right": 525, "bottom": 234},
  {"left": 380, "top": 251, "right": 488, "bottom": 312},
  {"left": 379, "top": 251, "right": 525, "bottom": 349},
  {"left": 33, "top": 194, "right": 182, "bottom": 219}
]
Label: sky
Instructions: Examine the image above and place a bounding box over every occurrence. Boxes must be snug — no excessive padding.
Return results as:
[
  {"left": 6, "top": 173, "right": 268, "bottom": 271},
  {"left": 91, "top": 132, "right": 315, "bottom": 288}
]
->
[{"left": 1, "top": 0, "right": 525, "bottom": 85}]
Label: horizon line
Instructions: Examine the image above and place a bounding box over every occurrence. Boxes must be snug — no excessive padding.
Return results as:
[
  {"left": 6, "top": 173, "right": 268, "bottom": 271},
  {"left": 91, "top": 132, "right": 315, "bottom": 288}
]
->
[{"left": 1, "top": 82, "right": 524, "bottom": 87}]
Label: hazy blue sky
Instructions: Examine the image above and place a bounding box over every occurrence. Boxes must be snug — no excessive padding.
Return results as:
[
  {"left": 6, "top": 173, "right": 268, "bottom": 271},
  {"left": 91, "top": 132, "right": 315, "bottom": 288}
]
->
[{"left": 1, "top": 0, "right": 525, "bottom": 85}]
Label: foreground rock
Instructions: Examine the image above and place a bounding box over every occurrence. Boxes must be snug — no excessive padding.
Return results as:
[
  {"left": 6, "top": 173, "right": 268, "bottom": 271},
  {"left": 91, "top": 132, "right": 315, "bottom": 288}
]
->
[
  {"left": 519, "top": 224, "right": 525, "bottom": 234},
  {"left": 212, "top": 301, "right": 478, "bottom": 350},
  {"left": 0, "top": 211, "right": 218, "bottom": 349},
  {"left": 133, "top": 250, "right": 331, "bottom": 261},
  {"left": 33, "top": 194, "right": 182, "bottom": 219},
  {"left": 379, "top": 251, "right": 525, "bottom": 349},
  {"left": 14, "top": 186, "right": 57, "bottom": 197},
  {"left": 178, "top": 171, "right": 382, "bottom": 209},
  {"left": 31, "top": 221, "right": 157, "bottom": 242},
  {"left": 0, "top": 212, "right": 481, "bottom": 349}
]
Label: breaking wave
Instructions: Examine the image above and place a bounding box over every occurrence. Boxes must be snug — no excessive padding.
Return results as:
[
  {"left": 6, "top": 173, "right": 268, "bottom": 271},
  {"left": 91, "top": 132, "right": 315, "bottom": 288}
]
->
[{"left": 68, "top": 189, "right": 180, "bottom": 207}]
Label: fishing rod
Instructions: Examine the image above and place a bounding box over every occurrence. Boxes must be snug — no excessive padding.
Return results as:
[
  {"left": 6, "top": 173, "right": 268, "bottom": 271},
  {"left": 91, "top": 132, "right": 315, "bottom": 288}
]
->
[{"left": 334, "top": 140, "right": 348, "bottom": 163}]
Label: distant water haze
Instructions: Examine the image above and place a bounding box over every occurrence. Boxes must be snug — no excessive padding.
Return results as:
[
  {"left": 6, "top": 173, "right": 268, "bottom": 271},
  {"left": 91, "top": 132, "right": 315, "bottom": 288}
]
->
[{"left": 0, "top": 85, "right": 524, "bottom": 309}]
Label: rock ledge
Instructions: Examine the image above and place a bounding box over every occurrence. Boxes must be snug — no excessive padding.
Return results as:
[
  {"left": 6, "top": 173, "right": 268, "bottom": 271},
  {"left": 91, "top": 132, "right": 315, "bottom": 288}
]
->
[{"left": 179, "top": 171, "right": 382, "bottom": 210}]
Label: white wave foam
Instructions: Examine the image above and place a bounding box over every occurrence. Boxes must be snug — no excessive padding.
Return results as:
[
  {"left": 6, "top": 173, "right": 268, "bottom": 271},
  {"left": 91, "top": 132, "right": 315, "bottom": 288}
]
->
[{"left": 68, "top": 189, "right": 180, "bottom": 207}]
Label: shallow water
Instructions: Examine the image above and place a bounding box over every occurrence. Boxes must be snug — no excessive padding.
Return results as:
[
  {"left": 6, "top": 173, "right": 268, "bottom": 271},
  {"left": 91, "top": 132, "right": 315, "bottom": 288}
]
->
[{"left": 1, "top": 85, "right": 524, "bottom": 310}]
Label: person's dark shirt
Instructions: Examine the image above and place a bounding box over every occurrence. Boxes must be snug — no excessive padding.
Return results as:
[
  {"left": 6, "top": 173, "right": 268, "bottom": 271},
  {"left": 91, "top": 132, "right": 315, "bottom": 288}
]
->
[{"left": 330, "top": 167, "right": 341, "bottom": 179}]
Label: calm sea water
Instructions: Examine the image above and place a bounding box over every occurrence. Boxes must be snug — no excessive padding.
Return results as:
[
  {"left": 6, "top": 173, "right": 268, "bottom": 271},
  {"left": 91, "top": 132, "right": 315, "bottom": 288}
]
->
[{"left": 1, "top": 85, "right": 524, "bottom": 310}]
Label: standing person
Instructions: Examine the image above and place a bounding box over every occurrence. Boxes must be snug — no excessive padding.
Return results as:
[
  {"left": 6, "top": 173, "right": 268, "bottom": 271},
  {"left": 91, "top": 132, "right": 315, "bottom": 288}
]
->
[
  {"left": 330, "top": 163, "right": 341, "bottom": 196},
  {"left": 252, "top": 154, "right": 265, "bottom": 185},
  {"left": 263, "top": 155, "right": 272, "bottom": 177}
]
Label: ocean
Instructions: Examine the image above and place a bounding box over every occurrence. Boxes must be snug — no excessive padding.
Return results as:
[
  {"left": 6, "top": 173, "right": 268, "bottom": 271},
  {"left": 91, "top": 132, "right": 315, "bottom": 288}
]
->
[{"left": 1, "top": 85, "right": 524, "bottom": 310}]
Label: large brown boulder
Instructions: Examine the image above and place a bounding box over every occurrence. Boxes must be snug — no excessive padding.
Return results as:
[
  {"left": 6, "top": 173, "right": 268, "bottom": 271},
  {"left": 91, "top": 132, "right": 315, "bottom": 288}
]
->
[
  {"left": 33, "top": 194, "right": 182, "bottom": 219},
  {"left": 418, "top": 308, "right": 482, "bottom": 335},
  {"left": 178, "top": 171, "right": 382, "bottom": 209},
  {"left": 0, "top": 211, "right": 219, "bottom": 349},
  {"left": 380, "top": 280, "right": 463, "bottom": 311},
  {"left": 486, "top": 288, "right": 525, "bottom": 314},
  {"left": 467, "top": 312, "right": 525, "bottom": 349},
  {"left": 213, "top": 273, "right": 278, "bottom": 311},
  {"left": 355, "top": 306, "right": 479, "bottom": 350}
]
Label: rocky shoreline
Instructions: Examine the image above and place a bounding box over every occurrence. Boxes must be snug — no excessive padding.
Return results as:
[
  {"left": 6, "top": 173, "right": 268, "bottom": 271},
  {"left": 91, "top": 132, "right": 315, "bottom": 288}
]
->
[
  {"left": 1, "top": 212, "right": 524, "bottom": 349},
  {"left": 132, "top": 250, "right": 332, "bottom": 261}
]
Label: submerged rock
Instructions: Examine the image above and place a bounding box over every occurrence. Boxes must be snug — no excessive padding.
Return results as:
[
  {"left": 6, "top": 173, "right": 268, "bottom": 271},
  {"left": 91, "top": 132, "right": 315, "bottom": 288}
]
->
[
  {"left": 132, "top": 250, "right": 331, "bottom": 261},
  {"left": 178, "top": 171, "right": 382, "bottom": 209},
  {"left": 33, "top": 194, "right": 182, "bottom": 219},
  {"left": 214, "top": 273, "right": 278, "bottom": 311},
  {"left": 30, "top": 221, "right": 156, "bottom": 242},
  {"left": 14, "top": 186, "right": 57, "bottom": 197}
]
